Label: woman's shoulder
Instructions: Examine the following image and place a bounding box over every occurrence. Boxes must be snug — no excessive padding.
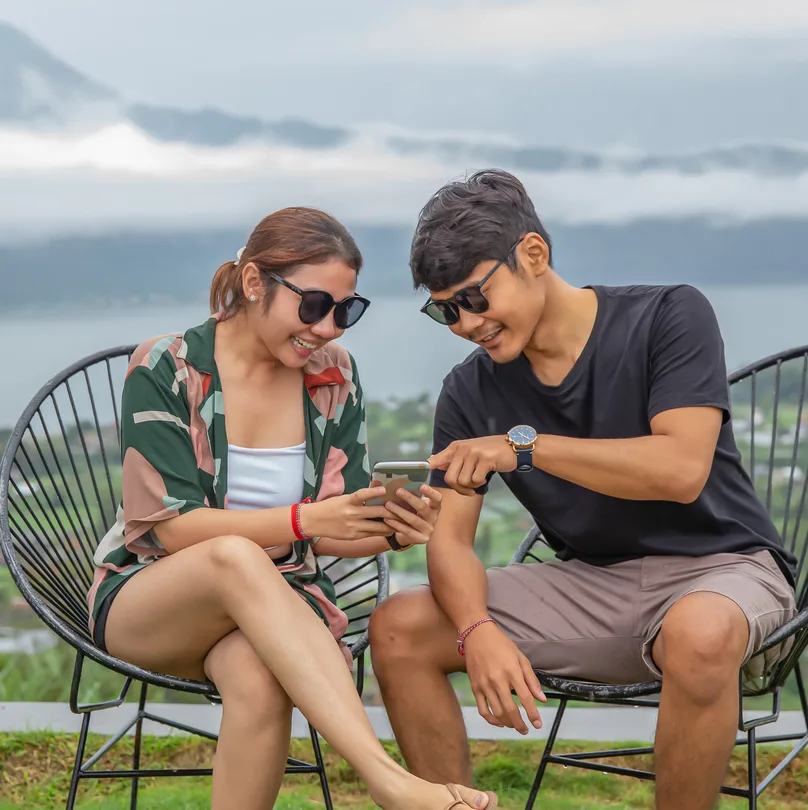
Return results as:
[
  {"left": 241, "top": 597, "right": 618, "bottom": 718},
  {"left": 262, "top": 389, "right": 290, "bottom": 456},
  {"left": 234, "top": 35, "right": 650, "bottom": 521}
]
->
[
  {"left": 127, "top": 316, "right": 217, "bottom": 379},
  {"left": 126, "top": 333, "right": 189, "bottom": 386}
]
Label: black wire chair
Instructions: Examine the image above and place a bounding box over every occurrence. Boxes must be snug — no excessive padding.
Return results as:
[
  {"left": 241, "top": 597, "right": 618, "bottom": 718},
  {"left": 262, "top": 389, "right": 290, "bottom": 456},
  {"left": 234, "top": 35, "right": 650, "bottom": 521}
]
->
[
  {"left": 510, "top": 344, "right": 808, "bottom": 810},
  {"left": 0, "top": 345, "right": 390, "bottom": 810}
]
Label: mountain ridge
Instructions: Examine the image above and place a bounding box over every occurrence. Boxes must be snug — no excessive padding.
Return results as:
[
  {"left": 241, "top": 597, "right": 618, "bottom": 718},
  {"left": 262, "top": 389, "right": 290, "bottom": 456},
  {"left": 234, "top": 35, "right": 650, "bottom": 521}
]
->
[
  {"left": 0, "top": 21, "right": 352, "bottom": 148},
  {"left": 0, "top": 22, "right": 115, "bottom": 124},
  {"left": 1, "top": 218, "right": 805, "bottom": 312}
]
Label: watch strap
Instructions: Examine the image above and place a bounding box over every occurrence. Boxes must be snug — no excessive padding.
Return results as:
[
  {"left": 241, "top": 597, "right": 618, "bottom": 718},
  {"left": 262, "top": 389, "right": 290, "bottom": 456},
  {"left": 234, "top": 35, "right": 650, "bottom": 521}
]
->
[
  {"left": 386, "top": 533, "right": 412, "bottom": 552},
  {"left": 515, "top": 447, "right": 533, "bottom": 472}
]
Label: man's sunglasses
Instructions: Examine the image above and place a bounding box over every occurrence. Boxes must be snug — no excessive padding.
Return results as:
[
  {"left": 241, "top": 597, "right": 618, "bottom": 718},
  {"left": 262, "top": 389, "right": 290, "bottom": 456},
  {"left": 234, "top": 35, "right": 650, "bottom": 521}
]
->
[
  {"left": 420, "top": 239, "right": 523, "bottom": 326},
  {"left": 269, "top": 273, "right": 371, "bottom": 329}
]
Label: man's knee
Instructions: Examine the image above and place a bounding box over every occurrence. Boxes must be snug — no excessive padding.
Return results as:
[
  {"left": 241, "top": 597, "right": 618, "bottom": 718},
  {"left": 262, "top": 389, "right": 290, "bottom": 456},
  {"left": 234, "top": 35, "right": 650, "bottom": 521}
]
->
[
  {"left": 369, "top": 587, "right": 453, "bottom": 669},
  {"left": 656, "top": 592, "right": 749, "bottom": 703},
  {"left": 370, "top": 588, "right": 433, "bottom": 656}
]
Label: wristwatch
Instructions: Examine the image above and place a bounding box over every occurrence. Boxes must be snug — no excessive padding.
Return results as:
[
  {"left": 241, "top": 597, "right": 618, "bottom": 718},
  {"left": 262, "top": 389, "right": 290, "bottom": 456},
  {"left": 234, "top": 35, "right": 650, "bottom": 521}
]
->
[
  {"left": 386, "top": 533, "right": 412, "bottom": 552},
  {"left": 506, "top": 424, "right": 537, "bottom": 472}
]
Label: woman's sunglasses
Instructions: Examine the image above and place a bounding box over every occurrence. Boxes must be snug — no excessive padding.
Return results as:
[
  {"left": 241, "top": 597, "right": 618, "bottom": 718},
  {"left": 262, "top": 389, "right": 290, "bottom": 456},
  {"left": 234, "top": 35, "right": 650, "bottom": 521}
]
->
[
  {"left": 420, "top": 239, "right": 522, "bottom": 326},
  {"left": 269, "top": 273, "right": 371, "bottom": 329}
]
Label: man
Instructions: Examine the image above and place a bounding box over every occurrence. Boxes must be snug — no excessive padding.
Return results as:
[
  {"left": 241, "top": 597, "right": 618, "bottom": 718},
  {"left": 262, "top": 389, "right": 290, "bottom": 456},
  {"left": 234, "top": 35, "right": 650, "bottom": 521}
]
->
[{"left": 369, "top": 169, "right": 797, "bottom": 810}]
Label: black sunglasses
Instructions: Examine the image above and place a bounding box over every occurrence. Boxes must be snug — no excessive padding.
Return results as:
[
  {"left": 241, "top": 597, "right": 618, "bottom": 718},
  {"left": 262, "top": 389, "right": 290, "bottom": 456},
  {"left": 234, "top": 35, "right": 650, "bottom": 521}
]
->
[
  {"left": 269, "top": 273, "right": 371, "bottom": 329},
  {"left": 420, "top": 238, "right": 523, "bottom": 326}
]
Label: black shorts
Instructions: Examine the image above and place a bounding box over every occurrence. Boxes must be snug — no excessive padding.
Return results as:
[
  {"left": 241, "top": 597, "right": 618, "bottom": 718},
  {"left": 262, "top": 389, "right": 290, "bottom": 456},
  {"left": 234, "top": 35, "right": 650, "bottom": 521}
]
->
[{"left": 92, "top": 578, "right": 128, "bottom": 653}]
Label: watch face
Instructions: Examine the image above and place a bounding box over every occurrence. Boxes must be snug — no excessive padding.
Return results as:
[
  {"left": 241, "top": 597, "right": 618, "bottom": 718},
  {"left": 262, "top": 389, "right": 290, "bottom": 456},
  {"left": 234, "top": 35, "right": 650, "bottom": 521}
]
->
[{"left": 508, "top": 424, "right": 537, "bottom": 445}]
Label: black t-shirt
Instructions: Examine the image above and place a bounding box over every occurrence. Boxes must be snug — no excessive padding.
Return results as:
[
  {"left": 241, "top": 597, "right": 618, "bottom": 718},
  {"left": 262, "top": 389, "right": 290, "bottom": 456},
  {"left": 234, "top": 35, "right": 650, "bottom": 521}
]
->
[{"left": 430, "top": 284, "right": 797, "bottom": 586}]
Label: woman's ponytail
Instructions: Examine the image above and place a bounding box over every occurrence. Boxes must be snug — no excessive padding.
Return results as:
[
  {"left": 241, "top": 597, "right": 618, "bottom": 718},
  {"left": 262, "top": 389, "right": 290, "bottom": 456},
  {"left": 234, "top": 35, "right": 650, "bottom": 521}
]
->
[{"left": 209, "top": 259, "right": 245, "bottom": 316}]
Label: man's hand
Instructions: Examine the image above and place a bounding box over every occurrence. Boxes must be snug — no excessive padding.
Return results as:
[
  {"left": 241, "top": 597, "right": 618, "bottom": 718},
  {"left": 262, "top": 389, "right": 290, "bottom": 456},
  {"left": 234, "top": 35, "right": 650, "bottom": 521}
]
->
[
  {"left": 428, "top": 436, "right": 516, "bottom": 495},
  {"left": 463, "top": 622, "right": 546, "bottom": 734}
]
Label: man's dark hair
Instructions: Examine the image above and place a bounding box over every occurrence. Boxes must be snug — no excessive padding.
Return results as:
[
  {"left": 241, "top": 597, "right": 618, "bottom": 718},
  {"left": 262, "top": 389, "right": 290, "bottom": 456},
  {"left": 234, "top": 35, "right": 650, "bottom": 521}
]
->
[{"left": 409, "top": 169, "right": 553, "bottom": 292}]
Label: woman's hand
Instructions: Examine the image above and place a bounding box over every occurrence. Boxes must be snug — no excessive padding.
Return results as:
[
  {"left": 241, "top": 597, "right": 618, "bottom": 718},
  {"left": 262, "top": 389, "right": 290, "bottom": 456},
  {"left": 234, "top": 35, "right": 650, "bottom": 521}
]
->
[
  {"left": 381, "top": 485, "right": 443, "bottom": 546},
  {"left": 298, "top": 487, "right": 389, "bottom": 541}
]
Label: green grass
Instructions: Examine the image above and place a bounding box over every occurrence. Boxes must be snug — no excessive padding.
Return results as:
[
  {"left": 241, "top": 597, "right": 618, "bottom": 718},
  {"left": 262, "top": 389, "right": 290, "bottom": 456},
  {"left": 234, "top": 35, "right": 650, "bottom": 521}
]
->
[{"left": 2, "top": 732, "right": 808, "bottom": 809}]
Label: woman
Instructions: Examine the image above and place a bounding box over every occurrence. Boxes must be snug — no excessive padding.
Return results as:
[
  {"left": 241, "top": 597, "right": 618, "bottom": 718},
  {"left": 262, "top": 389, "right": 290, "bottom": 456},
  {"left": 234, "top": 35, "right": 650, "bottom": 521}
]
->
[{"left": 86, "top": 207, "right": 497, "bottom": 810}]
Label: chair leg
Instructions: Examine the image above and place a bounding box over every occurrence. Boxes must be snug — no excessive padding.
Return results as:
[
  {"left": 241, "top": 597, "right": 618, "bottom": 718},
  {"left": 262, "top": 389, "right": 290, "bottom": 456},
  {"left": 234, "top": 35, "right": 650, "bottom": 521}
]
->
[
  {"left": 355, "top": 652, "right": 366, "bottom": 697},
  {"left": 66, "top": 711, "right": 91, "bottom": 810},
  {"left": 747, "top": 727, "right": 757, "bottom": 810},
  {"left": 309, "top": 723, "right": 334, "bottom": 810},
  {"left": 525, "top": 698, "right": 567, "bottom": 810},
  {"left": 130, "top": 682, "right": 148, "bottom": 810},
  {"left": 795, "top": 662, "right": 808, "bottom": 731}
]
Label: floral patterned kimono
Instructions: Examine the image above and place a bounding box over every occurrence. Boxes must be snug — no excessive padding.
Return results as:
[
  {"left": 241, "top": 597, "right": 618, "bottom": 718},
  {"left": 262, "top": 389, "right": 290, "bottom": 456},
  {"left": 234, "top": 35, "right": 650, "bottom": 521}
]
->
[{"left": 88, "top": 315, "right": 371, "bottom": 657}]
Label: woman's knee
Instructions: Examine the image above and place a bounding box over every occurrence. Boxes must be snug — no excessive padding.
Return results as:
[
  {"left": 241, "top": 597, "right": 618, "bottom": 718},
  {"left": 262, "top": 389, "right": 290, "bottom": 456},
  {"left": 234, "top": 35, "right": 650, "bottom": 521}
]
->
[
  {"left": 202, "top": 534, "right": 275, "bottom": 583},
  {"left": 207, "top": 631, "right": 292, "bottom": 724}
]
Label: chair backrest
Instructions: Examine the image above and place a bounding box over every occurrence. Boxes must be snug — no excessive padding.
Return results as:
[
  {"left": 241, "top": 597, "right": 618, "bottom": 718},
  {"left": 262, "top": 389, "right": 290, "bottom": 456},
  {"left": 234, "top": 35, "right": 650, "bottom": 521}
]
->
[
  {"left": 0, "top": 347, "right": 386, "bottom": 658},
  {"left": 729, "top": 345, "right": 808, "bottom": 610}
]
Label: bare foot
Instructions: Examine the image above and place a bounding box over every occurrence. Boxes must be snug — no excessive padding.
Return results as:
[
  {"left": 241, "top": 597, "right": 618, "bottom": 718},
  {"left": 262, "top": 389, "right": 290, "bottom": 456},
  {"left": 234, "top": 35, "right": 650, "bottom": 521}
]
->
[
  {"left": 443, "top": 784, "right": 498, "bottom": 810},
  {"left": 371, "top": 775, "right": 496, "bottom": 810}
]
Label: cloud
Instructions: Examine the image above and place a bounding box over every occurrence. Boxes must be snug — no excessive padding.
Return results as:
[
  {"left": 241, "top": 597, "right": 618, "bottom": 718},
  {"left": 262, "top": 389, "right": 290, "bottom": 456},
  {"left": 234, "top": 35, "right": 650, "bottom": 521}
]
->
[
  {"left": 532, "top": 168, "right": 808, "bottom": 224},
  {"left": 5, "top": 0, "right": 807, "bottom": 80},
  {"left": 1, "top": 121, "right": 807, "bottom": 240},
  {"left": 356, "top": 0, "right": 808, "bottom": 67}
]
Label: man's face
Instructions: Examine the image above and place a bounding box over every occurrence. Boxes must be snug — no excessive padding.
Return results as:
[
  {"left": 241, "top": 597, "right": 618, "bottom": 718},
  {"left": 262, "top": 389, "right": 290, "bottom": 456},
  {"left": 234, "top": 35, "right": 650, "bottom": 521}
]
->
[{"left": 428, "top": 238, "right": 548, "bottom": 363}]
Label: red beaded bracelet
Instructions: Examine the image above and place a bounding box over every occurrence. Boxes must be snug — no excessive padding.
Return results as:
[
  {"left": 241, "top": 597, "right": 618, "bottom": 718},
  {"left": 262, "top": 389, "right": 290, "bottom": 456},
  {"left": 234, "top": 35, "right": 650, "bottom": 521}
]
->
[
  {"left": 457, "top": 617, "right": 495, "bottom": 655},
  {"left": 291, "top": 498, "right": 311, "bottom": 541}
]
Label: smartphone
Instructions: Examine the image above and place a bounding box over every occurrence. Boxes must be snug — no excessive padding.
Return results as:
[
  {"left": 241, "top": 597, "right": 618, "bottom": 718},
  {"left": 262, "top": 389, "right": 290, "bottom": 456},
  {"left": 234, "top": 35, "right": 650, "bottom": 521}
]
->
[{"left": 367, "top": 461, "right": 431, "bottom": 511}]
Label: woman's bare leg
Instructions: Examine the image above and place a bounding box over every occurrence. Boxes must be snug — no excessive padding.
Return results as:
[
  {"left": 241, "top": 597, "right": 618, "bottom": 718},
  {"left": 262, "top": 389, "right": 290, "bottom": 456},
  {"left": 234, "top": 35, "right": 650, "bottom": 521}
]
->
[
  {"left": 104, "top": 535, "right": 493, "bottom": 810},
  {"left": 204, "top": 630, "right": 293, "bottom": 809}
]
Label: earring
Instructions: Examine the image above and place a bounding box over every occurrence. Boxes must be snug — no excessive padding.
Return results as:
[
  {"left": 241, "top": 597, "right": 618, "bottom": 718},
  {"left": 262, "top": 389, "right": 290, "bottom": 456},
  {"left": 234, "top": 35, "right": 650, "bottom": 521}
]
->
[{"left": 249, "top": 295, "right": 257, "bottom": 303}]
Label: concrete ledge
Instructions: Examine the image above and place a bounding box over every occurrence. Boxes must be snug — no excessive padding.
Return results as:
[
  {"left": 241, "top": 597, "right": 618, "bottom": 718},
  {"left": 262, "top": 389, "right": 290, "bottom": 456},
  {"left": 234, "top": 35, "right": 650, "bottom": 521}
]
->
[{"left": 1, "top": 702, "right": 806, "bottom": 743}]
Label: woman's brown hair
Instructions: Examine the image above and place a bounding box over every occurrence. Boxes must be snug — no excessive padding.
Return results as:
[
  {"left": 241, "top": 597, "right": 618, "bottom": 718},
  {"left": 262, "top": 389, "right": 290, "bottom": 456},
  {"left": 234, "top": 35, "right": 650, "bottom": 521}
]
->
[{"left": 209, "top": 207, "right": 363, "bottom": 317}]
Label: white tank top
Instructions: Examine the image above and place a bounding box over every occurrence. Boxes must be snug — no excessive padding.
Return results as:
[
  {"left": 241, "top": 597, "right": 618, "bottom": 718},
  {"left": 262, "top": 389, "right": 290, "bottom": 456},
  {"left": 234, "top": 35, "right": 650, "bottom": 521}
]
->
[{"left": 226, "top": 441, "right": 306, "bottom": 512}]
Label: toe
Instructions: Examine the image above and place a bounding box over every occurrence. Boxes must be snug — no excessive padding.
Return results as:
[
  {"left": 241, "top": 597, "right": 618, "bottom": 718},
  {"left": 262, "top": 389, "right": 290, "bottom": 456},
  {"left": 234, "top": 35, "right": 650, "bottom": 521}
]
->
[{"left": 448, "top": 784, "right": 492, "bottom": 809}]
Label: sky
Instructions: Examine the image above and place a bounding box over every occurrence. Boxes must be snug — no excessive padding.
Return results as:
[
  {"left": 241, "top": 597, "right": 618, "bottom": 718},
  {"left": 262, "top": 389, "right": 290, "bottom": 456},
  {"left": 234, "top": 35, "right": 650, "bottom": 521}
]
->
[
  {"left": 1, "top": 1, "right": 807, "bottom": 237},
  {"left": 1, "top": 0, "right": 807, "bottom": 150}
]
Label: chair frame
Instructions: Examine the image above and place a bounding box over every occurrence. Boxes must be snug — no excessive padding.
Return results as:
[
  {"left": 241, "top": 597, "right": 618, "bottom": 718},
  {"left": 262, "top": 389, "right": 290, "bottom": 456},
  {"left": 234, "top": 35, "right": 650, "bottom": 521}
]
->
[
  {"left": 510, "top": 344, "right": 808, "bottom": 810},
  {"left": 0, "top": 345, "right": 389, "bottom": 810}
]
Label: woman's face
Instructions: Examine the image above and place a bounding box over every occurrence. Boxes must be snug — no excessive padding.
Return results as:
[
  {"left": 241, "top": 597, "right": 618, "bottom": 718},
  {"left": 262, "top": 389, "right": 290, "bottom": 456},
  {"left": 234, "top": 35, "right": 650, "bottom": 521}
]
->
[{"left": 245, "top": 258, "right": 360, "bottom": 368}]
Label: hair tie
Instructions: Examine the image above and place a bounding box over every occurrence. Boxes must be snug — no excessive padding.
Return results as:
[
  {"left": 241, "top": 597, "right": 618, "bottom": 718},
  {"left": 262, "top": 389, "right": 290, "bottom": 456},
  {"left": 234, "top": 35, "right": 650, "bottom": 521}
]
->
[{"left": 235, "top": 246, "right": 246, "bottom": 265}]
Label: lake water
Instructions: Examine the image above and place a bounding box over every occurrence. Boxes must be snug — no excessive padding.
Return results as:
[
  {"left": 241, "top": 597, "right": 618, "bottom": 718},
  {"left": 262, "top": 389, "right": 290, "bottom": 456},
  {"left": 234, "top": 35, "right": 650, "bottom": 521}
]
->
[{"left": 2, "top": 284, "right": 808, "bottom": 428}]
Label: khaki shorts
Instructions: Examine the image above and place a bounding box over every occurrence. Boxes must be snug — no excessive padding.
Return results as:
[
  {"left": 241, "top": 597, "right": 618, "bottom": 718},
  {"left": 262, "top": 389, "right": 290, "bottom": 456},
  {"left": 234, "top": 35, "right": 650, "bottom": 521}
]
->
[{"left": 487, "top": 550, "right": 796, "bottom": 688}]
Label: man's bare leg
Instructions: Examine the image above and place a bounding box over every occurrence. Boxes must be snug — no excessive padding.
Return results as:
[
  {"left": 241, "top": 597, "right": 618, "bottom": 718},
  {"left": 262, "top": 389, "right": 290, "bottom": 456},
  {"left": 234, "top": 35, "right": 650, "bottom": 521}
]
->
[
  {"left": 652, "top": 592, "right": 750, "bottom": 810},
  {"left": 370, "top": 587, "right": 473, "bottom": 785}
]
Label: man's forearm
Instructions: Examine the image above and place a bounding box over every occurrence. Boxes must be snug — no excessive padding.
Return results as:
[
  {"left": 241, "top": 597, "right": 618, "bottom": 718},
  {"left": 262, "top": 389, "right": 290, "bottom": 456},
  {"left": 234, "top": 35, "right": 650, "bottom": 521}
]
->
[
  {"left": 426, "top": 538, "right": 490, "bottom": 634},
  {"left": 533, "top": 433, "right": 703, "bottom": 503}
]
